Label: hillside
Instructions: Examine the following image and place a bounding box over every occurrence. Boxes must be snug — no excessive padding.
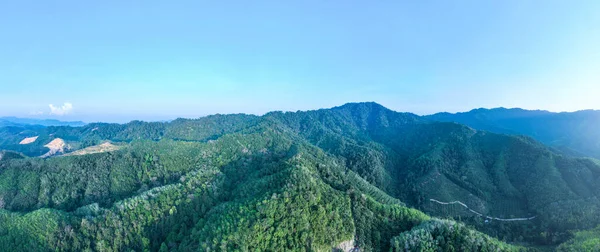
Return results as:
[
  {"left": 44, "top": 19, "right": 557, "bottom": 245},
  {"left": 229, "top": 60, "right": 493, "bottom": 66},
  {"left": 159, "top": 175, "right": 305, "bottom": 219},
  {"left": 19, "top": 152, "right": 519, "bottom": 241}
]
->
[
  {"left": 266, "top": 103, "right": 600, "bottom": 245},
  {"left": 426, "top": 108, "right": 600, "bottom": 159},
  {"left": 0, "top": 103, "right": 599, "bottom": 250}
]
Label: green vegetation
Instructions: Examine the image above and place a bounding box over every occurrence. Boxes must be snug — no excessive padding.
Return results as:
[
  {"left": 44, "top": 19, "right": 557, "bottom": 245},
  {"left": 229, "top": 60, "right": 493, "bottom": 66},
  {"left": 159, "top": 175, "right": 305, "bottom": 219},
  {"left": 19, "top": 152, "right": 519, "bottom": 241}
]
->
[
  {"left": 390, "top": 219, "right": 524, "bottom": 251},
  {"left": 0, "top": 102, "right": 598, "bottom": 251},
  {"left": 557, "top": 225, "right": 600, "bottom": 251}
]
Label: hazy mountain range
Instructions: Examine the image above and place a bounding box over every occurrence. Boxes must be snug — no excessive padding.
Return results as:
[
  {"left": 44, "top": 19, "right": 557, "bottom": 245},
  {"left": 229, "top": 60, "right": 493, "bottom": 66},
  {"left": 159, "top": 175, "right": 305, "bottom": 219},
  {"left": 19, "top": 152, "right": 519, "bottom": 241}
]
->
[
  {"left": 0, "top": 117, "right": 86, "bottom": 127},
  {"left": 427, "top": 108, "right": 600, "bottom": 159}
]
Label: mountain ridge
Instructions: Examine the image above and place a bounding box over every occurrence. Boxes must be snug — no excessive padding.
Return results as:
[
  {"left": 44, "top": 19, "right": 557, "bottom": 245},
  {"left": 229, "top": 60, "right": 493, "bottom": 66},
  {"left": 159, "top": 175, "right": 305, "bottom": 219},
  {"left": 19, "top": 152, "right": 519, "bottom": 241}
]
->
[
  {"left": 0, "top": 117, "right": 86, "bottom": 127},
  {"left": 426, "top": 107, "right": 600, "bottom": 159}
]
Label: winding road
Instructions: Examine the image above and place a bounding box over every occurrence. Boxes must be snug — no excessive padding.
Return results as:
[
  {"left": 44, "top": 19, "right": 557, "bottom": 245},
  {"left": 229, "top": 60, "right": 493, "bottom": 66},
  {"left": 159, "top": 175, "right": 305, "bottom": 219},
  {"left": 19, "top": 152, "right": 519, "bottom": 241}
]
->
[{"left": 429, "top": 199, "right": 536, "bottom": 221}]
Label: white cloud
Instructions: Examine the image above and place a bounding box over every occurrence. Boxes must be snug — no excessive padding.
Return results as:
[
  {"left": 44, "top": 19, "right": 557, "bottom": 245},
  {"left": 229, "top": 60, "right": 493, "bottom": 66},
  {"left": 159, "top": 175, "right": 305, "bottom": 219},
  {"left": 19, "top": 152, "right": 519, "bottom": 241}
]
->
[{"left": 49, "top": 102, "right": 73, "bottom": 116}]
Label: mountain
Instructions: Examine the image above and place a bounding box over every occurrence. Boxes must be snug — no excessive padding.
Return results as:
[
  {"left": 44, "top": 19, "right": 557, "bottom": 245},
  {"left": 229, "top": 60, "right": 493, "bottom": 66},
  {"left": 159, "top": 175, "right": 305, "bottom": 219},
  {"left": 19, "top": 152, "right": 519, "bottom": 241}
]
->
[
  {"left": 0, "top": 102, "right": 598, "bottom": 251},
  {"left": 266, "top": 103, "right": 600, "bottom": 244},
  {"left": 426, "top": 108, "right": 600, "bottom": 159},
  {"left": 0, "top": 117, "right": 86, "bottom": 127}
]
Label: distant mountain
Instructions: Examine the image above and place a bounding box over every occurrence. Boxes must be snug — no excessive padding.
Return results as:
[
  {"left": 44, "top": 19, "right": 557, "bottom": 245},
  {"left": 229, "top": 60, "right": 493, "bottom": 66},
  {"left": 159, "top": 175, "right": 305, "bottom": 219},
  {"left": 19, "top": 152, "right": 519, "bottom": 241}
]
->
[
  {"left": 0, "top": 117, "right": 86, "bottom": 127},
  {"left": 426, "top": 108, "right": 600, "bottom": 158}
]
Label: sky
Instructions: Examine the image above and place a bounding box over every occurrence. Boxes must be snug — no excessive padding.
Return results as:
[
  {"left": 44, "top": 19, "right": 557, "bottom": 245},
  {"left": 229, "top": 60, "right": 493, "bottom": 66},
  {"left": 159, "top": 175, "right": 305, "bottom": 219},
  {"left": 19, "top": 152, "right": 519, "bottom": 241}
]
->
[{"left": 1, "top": 1, "right": 599, "bottom": 122}]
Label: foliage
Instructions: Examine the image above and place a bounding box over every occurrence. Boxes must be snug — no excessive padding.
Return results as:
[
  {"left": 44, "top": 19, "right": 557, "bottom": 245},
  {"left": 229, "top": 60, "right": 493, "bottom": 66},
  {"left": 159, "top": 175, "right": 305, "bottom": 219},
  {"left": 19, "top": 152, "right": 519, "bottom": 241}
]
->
[
  {"left": 557, "top": 225, "right": 600, "bottom": 252},
  {"left": 390, "top": 219, "right": 525, "bottom": 251}
]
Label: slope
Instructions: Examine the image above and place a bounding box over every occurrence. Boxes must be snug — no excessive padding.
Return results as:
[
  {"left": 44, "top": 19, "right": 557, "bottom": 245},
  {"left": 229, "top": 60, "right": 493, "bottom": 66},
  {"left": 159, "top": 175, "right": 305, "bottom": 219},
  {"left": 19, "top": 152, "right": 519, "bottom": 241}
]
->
[
  {"left": 426, "top": 108, "right": 600, "bottom": 159},
  {"left": 266, "top": 102, "right": 600, "bottom": 245}
]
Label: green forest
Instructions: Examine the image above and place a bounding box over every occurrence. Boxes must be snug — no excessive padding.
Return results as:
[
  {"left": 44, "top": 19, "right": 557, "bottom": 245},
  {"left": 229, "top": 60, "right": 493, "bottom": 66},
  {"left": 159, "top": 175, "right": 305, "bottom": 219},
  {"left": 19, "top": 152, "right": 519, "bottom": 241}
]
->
[{"left": 0, "top": 102, "right": 599, "bottom": 251}]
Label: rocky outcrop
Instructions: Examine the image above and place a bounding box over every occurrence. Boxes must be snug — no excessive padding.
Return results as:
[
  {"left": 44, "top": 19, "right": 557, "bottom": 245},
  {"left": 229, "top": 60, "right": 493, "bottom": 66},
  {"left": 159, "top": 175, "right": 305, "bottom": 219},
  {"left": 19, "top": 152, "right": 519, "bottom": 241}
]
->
[{"left": 333, "top": 239, "right": 358, "bottom": 252}]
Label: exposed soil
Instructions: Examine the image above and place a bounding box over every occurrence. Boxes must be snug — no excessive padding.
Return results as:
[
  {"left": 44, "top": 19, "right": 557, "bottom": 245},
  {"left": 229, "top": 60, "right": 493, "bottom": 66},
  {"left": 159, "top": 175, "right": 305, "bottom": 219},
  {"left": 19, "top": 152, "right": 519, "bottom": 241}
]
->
[
  {"left": 40, "top": 138, "right": 67, "bottom": 158},
  {"left": 19, "top": 136, "right": 39, "bottom": 145},
  {"left": 62, "top": 142, "right": 122, "bottom": 156}
]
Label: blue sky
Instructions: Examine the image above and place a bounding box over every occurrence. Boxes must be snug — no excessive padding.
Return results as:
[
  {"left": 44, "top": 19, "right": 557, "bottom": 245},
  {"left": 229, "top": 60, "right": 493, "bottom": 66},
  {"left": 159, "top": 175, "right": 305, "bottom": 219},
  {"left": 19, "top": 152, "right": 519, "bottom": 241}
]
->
[{"left": 1, "top": 1, "right": 599, "bottom": 122}]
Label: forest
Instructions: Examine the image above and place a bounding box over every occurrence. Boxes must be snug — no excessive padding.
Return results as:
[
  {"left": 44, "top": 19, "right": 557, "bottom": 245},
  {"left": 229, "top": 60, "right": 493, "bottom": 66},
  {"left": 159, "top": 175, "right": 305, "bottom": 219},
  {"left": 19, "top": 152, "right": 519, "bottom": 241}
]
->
[{"left": 0, "top": 102, "right": 598, "bottom": 251}]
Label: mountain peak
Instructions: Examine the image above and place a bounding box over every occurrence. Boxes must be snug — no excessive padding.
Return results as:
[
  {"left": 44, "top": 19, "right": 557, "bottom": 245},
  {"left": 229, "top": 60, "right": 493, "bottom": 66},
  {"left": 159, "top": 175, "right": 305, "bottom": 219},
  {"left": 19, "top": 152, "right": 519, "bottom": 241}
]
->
[{"left": 333, "top": 102, "right": 391, "bottom": 113}]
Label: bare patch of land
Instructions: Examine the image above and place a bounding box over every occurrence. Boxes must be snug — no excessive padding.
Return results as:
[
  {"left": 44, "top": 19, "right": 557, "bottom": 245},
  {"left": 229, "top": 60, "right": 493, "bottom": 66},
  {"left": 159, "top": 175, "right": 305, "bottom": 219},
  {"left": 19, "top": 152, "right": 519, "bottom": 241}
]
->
[
  {"left": 19, "top": 136, "right": 39, "bottom": 145},
  {"left": 334, "top": 239, "right": 357, "bottom": 252},
  {"left": 62, "top": 142, "right": 122, "bottom": 156},
  {"left": 41, "top": 138, "right": 68, "bottom": 158}
]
